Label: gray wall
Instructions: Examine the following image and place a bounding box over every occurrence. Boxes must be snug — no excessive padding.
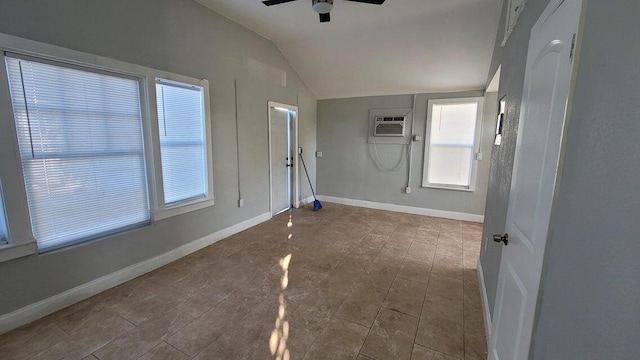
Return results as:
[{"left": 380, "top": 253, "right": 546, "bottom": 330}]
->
[
  {"left": 479, "top": 0, "right": 553, "bottom": 317},
  {"left": 532, "top": 0, "right": 640, "bottom": 358},
  {"left": 0, "top": 0, "right": 316, "bottom": 315},
  {"left": 316, "top": 92, "right": 496, "bottom": 216}
]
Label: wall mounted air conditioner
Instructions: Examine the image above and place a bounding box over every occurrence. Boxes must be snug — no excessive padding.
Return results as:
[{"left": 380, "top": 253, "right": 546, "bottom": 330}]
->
[{"left": 374, "top": 116, "right": 406, "bottom": 137}]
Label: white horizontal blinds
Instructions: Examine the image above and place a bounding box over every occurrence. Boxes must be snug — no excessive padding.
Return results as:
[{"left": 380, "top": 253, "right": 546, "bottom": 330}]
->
[
  {"left": 5, "top": 55, "right": 150, "bottom": 250},
  {"left": 156, "top": 79, "right": 207, "bottom": 206},
  {"left": 428, "top": 102, "right": 478, "bottom": 187},
  {"left": 0, "top": 184, "right": 8, "bottom": 245}
]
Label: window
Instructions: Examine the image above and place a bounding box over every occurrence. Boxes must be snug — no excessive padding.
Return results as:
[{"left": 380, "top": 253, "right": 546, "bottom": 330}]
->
[
  {"left": 0, "top": 182, "right": 8, "bottom": 245},
  {"left": 5, "top": 55, "right": 150, "bottom": 251},
  {"left": 155, "top": 79, "right": 208, "bottom": 206},
  {"left": 422, "top": 98, "right": 484, "bottom": 190}
]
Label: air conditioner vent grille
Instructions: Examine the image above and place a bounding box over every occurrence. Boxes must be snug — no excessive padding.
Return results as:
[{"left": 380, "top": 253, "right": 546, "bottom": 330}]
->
[{"left": 374, "top": 115, "right": 405, "bottom": 137}]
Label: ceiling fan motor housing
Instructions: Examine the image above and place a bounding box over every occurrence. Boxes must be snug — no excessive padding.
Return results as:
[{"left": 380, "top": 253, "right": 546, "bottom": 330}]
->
[{"left": 312, "top": 0, "right": 334, "bottom": 13}]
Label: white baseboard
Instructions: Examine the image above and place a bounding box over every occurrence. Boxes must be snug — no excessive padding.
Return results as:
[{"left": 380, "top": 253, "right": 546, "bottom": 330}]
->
[
  {"left": 0, "top": 212, "right": 271, "bottom": 335},
  {"left": 296, "top": 195, "right": 316, "bottom": 208},
  {"left": 316, "top": 195, "right": 484, "bottom": 223},
  {"left": 477, "top": 258, "right": 492, "bottom": 344}
]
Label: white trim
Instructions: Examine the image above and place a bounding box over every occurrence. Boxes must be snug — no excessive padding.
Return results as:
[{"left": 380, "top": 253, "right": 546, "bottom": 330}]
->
[
  {"left": 153, "top": 198, "right": 216, "bottom": 221},
  {"left": 477, "top": 259, "right": 493, "bottom": 344},
  {"left": 0, "top": 241, "right": 37, "bottom": 263},
  {"left": 268, "top": 102, "right": 299, "bottom": 217},
  {"left": 0, "top": 212, "right": 271, "bottom": 335},
  {"left": 422, "top": 97, "right": 485, "bottom": 191},
  {"left": 316, "top": 195, "right": 484, "bottom": 223}
]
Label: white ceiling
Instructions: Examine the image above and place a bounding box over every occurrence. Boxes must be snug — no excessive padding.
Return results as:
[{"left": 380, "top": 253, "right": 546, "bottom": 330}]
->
[{"left": 197, "top": 0, "right": 503, "bottom": 99}]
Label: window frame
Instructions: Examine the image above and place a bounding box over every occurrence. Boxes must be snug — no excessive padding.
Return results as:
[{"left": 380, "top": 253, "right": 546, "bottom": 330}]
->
[
  {"left": 0, "top": 33, "right": 214, "bottom": 259},
  {"left": 151, "top": 77, "right": 214, "bottom": 221},
  {"left": 422, "top": 97, "right": 484, "bottom": 192}
]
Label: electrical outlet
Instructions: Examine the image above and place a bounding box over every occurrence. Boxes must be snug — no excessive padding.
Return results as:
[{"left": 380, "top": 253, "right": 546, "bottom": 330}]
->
[
  {"left": 316, "top": 151, "right": 323, "bottom": 158},
  {"left": 298, "top": 147, "right": 303, "bottom": 155},
  {"left": 238, "top": 199, "right": 244, "bottom": 207},
  {"left": 405, "top": 187, "right": 412, "bottom": 194}
]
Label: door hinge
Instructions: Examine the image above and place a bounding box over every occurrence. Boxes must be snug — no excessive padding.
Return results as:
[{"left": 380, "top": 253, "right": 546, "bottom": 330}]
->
[{"left": 569, "top": 33, "right": 577, "bottom": 61}]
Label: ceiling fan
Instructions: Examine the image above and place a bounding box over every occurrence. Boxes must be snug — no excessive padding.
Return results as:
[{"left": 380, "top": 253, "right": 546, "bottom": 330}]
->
[{"left": 262, "top": 0, "right": 386, "bottom": 23}]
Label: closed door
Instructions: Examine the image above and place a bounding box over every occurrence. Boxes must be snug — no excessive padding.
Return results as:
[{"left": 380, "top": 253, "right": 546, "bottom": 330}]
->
[
  {"left": 269, "top": 106, "right": 293, "bottom": 216},
  {"left": 489, "top": 0, "right": 582, "bottom": 359}
]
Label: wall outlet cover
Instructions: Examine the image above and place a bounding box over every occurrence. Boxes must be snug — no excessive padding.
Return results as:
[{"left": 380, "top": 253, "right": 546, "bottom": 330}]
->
[{"left": 316, "top": 151, "right": 323, "bottom": 158}]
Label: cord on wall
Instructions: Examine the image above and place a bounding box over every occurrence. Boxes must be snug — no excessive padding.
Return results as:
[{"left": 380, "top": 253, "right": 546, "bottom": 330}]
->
[
  {"left": 405, "top": 94, "right": 417, "bottom": 193},
  {"left": 234, "top": 79, "right": 243, "bottom": 207},
  {"left": 370, "top": 137, "right": 406, "bottom": 172}
]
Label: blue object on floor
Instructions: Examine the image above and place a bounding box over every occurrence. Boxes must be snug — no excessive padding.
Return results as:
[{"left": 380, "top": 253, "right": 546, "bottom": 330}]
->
[{"left": 300, "top": 151, "right": 322, "bottom": 212}]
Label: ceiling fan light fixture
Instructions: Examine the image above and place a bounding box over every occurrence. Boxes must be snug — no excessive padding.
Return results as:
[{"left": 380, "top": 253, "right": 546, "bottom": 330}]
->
[{"left": 312, "top": 0, "right": 333, "bottom": 13}]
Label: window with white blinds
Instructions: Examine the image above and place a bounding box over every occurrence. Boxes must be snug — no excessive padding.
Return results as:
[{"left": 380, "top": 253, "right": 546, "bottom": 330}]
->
[
  {"left": 423, "top": 98, "right": 483, "bottom": 189},
  {"left": 156, "top": 79, "right": 208, "bottom": 206},
  {"left": 0, "top": 183, "right": 8, "bottom": 245},
  {"left": 5, "top": 55, "right": 150, "bottom": 251}
]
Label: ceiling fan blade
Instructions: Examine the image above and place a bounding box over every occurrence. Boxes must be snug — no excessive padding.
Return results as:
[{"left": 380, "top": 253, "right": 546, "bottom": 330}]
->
[
  {"left": 319, "top": 12, "right": 330, "bottom": 22},
  {"left": 344, "top": 0, "right": 385, "bottom": 4},
  {"left": 262, "top": 0, "right": 297, "bottom": 6}
]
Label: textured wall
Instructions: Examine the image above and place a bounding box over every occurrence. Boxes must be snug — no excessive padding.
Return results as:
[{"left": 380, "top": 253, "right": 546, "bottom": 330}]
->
[
  {"left": 317, "top": 91, "right": 496, "bottom": 216},
  {"left": 0, "top": 0, "right": 316, "bottom": 315},
  {"left": 532, "top": 0, "right": 640, "bottom": 358}
]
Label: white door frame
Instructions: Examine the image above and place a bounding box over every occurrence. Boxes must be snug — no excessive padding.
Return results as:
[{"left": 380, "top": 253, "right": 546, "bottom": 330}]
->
[{"left": 268, "top": 101, "right": 299, "bottom": 217}]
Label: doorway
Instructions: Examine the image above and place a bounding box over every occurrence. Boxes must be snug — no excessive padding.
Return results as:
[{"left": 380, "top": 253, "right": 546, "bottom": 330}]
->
[{"left": 268, "top": 102, "right": 299, "bottom": 217}]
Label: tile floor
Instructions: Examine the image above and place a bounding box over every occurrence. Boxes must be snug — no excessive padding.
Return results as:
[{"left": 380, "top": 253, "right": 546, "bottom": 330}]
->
[{"left": 0, "top": 203, "right": 488, "bottom": 360}]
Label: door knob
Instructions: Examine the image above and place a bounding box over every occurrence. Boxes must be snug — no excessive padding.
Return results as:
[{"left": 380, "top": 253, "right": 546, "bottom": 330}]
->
[{"left": 493, "top": 233, "right": 509, "bottom": 246}]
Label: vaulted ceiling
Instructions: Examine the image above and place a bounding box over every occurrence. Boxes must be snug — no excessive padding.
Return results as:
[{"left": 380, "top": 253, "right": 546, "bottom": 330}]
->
[{"left": 197, "top": 0, "right": 503, "bottom": 99}]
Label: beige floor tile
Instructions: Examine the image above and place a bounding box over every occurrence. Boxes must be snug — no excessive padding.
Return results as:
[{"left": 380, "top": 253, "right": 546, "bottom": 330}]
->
[
  {"left": 436, "top": 239, "right": 464, "bottom": 258},
  {"left": 463, "top": 281, "right": 483, "bottom": 311},
  {"left": 335, "top": 285, "right": 389, "bottom": 327},
  {"left": 382, "top": 278, "right": 428, "bottom": 317},
  {"left": 425, "top": 274, "right": 464, "bottom": 310},
  {"left": 405, "top": 242, "right": 437, "bottom": 262},
  {"left": 411, "top": 344, "right": 459, "bottom": 360},
  {"left": 464, "top": 304, "right": 486, "bottom": 337},
  {"left": 320, "top": 263, "right": 367, "bottom": 295},
  {"left": 139, "top": 342, "right": 190, "bottom": 360},
  {"left": 463, "top": 251, "right": 480, "bottom": 269},
  {"left": 0, "top": 322, "right": 69, "bottom": 360},
  {"left": 360, "top": 308, "right": 419, "bottom": 360},
  {"left": 94, "top": 309, "right": 194, "bottom": 360},
  {"left": 413, "top": 230, "right": 439, "bottom": 246},
  {"left": 464, "top": 333, "right": 488, "bottom": 360},
  {"left": 431, "top": 253, "right": 464, "bottom": 281},
  {"left": 415, "top": 302, "right": 464, "bottom": 359},
  {"left": 396, "top": 258, "right": 431, "bottom": 284},
  {"left": 165, "top": 293, "right": 264, "bottom": 356},
  {"left": 359, "top": 266, "right": 398, "bottom": 291},
  {"left": 304, "top": 318, "right": 369, "bottom": 359},
  {"left": 0, "top": 204, "right": 488, "bottom": 360},
  {"left": 356, "top": 354, "right": 375, "bottom": 360}
]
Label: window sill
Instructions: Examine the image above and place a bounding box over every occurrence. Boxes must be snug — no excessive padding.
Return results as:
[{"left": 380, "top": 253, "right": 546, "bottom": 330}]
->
[
  {"left": 153, "top": 198, "right": 215, "bottom": 222},
  {"left": 0, "top": 241, "right": 37, "bottom": 263},
  {"left": 421, "top": 184, "right": 476, "bottom": 193}
]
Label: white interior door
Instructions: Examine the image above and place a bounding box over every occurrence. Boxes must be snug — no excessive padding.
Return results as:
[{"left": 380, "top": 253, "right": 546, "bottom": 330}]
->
[
  {"left": 269, "top": 106, "right": 293, "bottom": 216},
  {"left": 489, "top": 0, "right": 582, "bottom": 359}
]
